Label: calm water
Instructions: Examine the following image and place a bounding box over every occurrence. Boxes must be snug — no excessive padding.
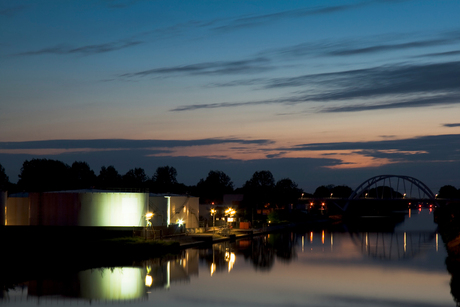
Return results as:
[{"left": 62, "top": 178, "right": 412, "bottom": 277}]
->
[{"left": 2, "top": 208, "right": 457, "bottom": 307}]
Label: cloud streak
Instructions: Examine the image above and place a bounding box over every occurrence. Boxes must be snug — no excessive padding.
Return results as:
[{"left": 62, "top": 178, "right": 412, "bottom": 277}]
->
[
  {"left": 14, "top": 40, "right": 143, "bottom": 56},
  {"left": 172, "top": 61, "right": 460, "bottom": 112},
  {"left": 0, "top": 138, "right": 273, "bottom": 151},
  {"left": 213, "top": 2, "right": 369, "bottom": 31},
  {"left": 120, "top": 57, "right": 272, "bottom": 78},
  {"left": 0, "top": 5, "right": 26, "bottom": 17},
  {"left": 212, "top": 1, "right": 411, "bottom": 32},
  {"left": 262, "top": 30, "right": 460, "bottom": 60},
  {"left": 443, "top": 123, "right": 460, "bottom": 128},
  {"left": 292, "top": 134, "right": 460, "bottom": 152}
]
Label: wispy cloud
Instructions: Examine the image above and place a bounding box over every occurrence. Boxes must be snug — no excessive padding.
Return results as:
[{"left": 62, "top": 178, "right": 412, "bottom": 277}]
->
[
  {"left": 263, "top": 30, "right": 460, "bottom": 60},
  {"left": 443, "top": 123, "right": 460, "bottom": 128},
  {"left": 120, "top": 57, "right": 272, "bottom": 78},
  {"left": 101, "top": 0, "right": 144, "bottom": 9},
  {"left": 172, "top": 61, "right": 460, "bottom": 112},
  {"left": 0, "top": 4, "right": 26, "bottom": 17},
  {"left": 327, "top": 36, "right": 460, "bottom": 56},
  {"left": 319, "top": 93, "right": 460, "bottom": 113},
  {"left": 14, "top": 40, "right": 142, "bottom": 56},
  {"left": 205, "top": 78, "right": 266, "bottom": 88},
  {"left": 292, "top": 134, "right": 460, "bottom": 154},
  {"left": 0, "top": 138, "right": 273, "bottom": 151},
  {"left": 414, "top": 50, "right": 460, "bottom": 58},
  {"left": 213, "top": 2, "right": 369, "bottom": 32}
]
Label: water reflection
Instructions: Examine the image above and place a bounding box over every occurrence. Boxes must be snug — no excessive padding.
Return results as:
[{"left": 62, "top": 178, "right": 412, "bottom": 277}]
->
[
  {"left": 2, "top": 250, "right": 199, "bottom": 304},
  {"left": 2, "top": 208, "right": 459, "bottom": 307}
]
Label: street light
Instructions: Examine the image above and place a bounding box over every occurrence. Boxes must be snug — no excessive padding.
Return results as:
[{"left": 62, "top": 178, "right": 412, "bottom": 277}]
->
[
  {"left": 210, "top": 208, "right": 216, "bottom": 233},
  {"left": 145, "top": 212, "right": 154, "bottom": 227},
  {"left": 225, "top": 208, "right": 236, "bottom": 232},
  {"left": 145, "top": 212, "right": 154, "bottom": 240}
]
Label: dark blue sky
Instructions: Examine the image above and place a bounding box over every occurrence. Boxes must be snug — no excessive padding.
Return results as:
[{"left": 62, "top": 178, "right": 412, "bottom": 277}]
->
[{"left": 1, "top": 0, "right": 459, "bottom": 193}]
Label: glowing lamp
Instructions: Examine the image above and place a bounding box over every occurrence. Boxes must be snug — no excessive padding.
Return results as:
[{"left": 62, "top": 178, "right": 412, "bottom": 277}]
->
[{"left": 145, "top": 275, "right": 153, "bottom": 287}]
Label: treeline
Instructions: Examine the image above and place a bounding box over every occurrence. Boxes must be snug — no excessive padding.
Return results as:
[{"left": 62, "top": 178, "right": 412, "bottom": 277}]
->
[
  {"left": 0, "top": 159, "right": 303, "bottom": 208},
  {"left": 1, "top": 159, "right": 459, "bottom": 205}
]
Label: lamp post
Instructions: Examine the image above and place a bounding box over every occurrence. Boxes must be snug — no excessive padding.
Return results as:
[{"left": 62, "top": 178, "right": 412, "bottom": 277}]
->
[
  {"left": 145, "top": 212, "right": 154, "bottom": 239},
  {"left": 225, "top": 208, "right": 236, "bottom": 232},
  {"left": 210, "top": 208, "right": 216, "bottom": 234},
  {"left": 145, "top": 212, "right": 154, "bottom": 226}
]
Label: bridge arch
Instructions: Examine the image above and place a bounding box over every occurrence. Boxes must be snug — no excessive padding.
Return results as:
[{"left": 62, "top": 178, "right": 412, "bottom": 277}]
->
[{"left": 343, "top": 175, "right": 437, "bottom": 211}]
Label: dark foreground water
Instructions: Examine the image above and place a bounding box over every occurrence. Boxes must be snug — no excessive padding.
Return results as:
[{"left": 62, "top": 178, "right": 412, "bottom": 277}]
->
[{"left": 2, "top": 208, "right": 457, "bottom": 307}]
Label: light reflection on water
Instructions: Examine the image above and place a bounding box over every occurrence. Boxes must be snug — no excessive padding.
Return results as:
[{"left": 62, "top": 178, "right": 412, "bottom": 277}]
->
[{"left": 2, "top": 209, "right": 457, "bottom": 307}]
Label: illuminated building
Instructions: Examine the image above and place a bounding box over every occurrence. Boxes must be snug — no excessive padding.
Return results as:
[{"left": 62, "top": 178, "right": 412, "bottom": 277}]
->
[
  {"left": 3, "top": 190, "right": 148, "bottom": 227},
  {"left": 148, "top": 194, "right": 199, "bottom": 229}
]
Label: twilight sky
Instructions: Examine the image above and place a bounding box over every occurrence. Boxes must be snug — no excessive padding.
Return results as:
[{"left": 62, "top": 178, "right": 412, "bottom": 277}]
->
[{"left": 1, "top": 0, "right": 459, "bottom": 193}]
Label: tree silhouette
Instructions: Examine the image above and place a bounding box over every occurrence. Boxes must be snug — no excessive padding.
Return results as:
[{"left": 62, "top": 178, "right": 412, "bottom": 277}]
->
[
  {"left": 122, "top": 168, "right": 148, "bottom": 189},
  {"left": 314, "top": 185, "right": 332, "bottom": 198},
  {"left": 331, "top": 185, "right": 353, "bottom": 198},
  {"left": 0, "top": 163, "right": 10, "bottom": 190},
  {"left": 152, "top": 166, "right": 178, "bottom": 193},
  {"left": 273, "top": 178, "right": 302, "bottom": 209},
  {"left": 196, "top": 170, "right": 234, "bottom": 204},
  {"left": 17, "top": 159, "right": 71, "bottom": 192},
  {"left": 438, "top": 185, "right": 459, "bottom": 199},
  {"left": 70, "top": 161, "right": 96, "bottom": 189},
  {"left": 243, "top": 170, "right": 275, "bottom": 214},
  {"left": 97, "top": 165, "right": 121, "bottom": 189}
]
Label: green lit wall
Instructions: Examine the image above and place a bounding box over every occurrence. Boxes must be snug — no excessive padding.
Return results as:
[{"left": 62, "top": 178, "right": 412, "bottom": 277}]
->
[
  {"left": 78, "top": 267, "right": 146, "bottom": 300},
  {"left": 79, "top": 192, "right": 148, "bottom": 227},
  {"left": 12, "top": 191, "right": 148, "bottom": 227}
]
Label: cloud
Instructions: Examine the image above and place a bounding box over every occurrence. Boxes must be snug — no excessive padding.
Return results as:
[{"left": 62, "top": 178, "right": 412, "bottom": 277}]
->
[
  {"left": 14, "top": 40, "right": 143, "bottom": 56},
  {"left": 319, "top": 92, "right": 460, "bottom": 113},
  {"left": 101, "top": 0, "right": 144, "bottom": 9},
  {"left": 213, "top": 3, "right": 367, "bottom": 31},
  {"left": 172, "top": 61, "right": 460, "bottom": 112},
  {"left": 267, "top": 30, "right": 460, "bottom": 59},
  {"left": 0, "top": 5, "right": 26, "bottom": 17},
  {"left": 327, "top": 36, "right": 460, "bottom": 56},
  {"left": 414, "top": 50, "right": 460, "bottom": 58},
  {"left": 443, "top": 123, "right": 460, "bottom": 128},
  {"left": 0, "top": 138, "right": 273, "bottom": 150},
  {"left": 0, "top": 135, "right": 458, "bottom": 192},
  {"left": 120, "top": 57, "right": 272, "bottom": 78},
  {"left": 212, "top": 1, "right": 408, "bottom": 32},
  {"left": 292, "top": 134, "right": 460, "bottom": 154},
  {"left": 266, "top": 61, "right": 460, "bottom": 93},
  {"left": 205, "top": 78, "right": 266, "bottom": 88}
]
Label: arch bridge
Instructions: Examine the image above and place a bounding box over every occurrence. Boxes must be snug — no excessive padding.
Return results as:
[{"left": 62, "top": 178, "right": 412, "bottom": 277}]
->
[{"left": 341, "top": 175, "right": 437, "bottom": 212}]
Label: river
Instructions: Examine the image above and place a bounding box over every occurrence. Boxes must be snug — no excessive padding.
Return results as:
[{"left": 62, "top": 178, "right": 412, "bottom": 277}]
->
[{"left": 2, "top": 208, "right": 457, "bottom": 307}]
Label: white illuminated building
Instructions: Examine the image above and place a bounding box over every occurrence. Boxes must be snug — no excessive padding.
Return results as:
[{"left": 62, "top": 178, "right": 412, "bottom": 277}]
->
[
  {"left": 3, "top": 190, "right": 200, "bottom": 229},
  {"left": 148, "top": 194, "right": 199, "bottom": 229},
  {"left": 4, "top": 190, "right": 148, "bottom": 227}
]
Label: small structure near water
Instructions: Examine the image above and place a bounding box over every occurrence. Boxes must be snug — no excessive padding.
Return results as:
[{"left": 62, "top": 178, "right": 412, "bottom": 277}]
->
[{"left": 2, "top": 190, "right": 199, "bottom": 230}]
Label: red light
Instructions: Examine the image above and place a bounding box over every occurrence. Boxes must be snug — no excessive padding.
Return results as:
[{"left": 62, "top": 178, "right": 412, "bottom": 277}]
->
[{"left": 321, "top": 203, "right": 325, "bottom": 206}]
